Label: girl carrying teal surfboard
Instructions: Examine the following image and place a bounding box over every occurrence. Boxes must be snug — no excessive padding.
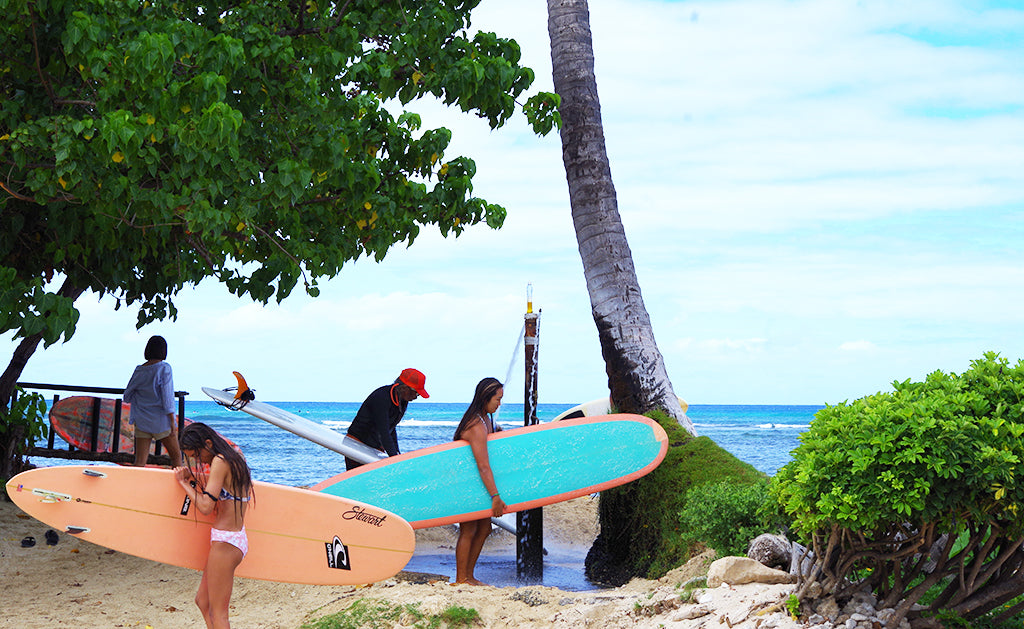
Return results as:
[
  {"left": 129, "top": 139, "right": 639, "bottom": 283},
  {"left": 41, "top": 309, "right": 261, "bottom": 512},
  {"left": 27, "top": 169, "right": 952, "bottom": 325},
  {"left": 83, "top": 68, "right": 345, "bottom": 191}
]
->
[{"left": 452, "top": 377, "right": 507, "bottom": 585}]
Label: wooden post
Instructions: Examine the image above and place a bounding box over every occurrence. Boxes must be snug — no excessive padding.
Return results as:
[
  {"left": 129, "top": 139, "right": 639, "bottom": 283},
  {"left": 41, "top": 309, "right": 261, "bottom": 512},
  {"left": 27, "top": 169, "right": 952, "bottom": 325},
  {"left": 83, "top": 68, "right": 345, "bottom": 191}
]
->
[{"left": 517, "top": 284, "right": 543, "bottom": 580}]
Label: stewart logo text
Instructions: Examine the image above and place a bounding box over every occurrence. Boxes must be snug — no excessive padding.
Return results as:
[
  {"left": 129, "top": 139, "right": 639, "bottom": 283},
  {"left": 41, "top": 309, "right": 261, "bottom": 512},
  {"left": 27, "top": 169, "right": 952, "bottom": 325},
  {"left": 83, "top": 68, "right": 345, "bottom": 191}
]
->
[
  {"left": 342, "top": 506, "right": 387, "bottom": 527},
  {"left": 325, "top": 536, "right": 351, "bottom": 571}
]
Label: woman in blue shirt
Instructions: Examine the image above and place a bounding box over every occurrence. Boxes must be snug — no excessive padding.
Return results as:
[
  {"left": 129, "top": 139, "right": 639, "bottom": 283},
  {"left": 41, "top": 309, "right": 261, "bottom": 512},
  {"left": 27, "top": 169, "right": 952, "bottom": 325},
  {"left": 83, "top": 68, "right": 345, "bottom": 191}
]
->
[{"left": 123, "top": 335, "right": 182, "bottom": 467}]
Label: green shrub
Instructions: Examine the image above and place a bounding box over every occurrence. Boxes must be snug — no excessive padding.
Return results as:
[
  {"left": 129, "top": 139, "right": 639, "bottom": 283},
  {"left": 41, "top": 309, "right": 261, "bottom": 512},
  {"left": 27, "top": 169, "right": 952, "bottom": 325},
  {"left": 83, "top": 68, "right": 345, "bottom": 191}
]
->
[
  {"left": 677, "top": 478, "right": 782, "bottom": 557},
  {"left": 590, "top": 410, "right": 772, "bottom": 581},
  {"left": 1, "top": 387, "right": 48, "bottom": 481},
  {"left": 771, "top": 352, "right": 1024, "bottom": 626}
]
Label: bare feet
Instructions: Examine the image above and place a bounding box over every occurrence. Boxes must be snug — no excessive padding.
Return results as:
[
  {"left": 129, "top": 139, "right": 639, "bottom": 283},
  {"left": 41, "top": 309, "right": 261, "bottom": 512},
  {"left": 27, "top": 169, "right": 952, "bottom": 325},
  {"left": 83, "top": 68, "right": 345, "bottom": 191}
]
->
[{"left": 451, "top": 577, "right": 488, "bottom": 586}]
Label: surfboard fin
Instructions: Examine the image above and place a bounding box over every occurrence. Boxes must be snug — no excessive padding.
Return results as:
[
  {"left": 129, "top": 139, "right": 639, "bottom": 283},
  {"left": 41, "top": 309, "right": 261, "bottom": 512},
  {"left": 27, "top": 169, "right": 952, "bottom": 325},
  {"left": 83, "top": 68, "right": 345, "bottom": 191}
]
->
[
  {"left": 233, "top": 371, "right": 251, "bottom": 399},
  {"left": 216, "top": 371, "right": 255, "bottom": 410}
]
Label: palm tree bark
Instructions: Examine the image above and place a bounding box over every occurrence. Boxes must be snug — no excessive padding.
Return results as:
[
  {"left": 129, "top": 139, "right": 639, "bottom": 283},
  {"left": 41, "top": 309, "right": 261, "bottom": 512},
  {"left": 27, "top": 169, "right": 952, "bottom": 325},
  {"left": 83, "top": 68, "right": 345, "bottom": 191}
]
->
[{"left": 547, "top": 0, "right": 694, "bottom": 435}]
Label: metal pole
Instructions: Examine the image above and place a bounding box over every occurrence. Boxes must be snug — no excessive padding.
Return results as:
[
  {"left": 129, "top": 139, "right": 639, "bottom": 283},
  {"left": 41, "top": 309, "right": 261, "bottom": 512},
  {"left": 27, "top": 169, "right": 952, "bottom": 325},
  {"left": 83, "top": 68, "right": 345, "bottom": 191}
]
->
[{"left": 517, "top": 284, "right": 543, "bottom": 580}]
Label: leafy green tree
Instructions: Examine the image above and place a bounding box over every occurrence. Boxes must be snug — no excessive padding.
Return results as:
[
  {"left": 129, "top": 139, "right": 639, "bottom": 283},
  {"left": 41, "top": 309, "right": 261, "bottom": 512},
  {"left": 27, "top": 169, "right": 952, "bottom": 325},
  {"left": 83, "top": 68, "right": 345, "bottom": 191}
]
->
[
  {"left": 0, "top": 386, "right": 47, "bottom": 480},
  {"left": 772, "top": 352, "right": 1024, "bottom": 627},
  {"left": 0, "top": 1, "right": 559, "bottom": 413}
]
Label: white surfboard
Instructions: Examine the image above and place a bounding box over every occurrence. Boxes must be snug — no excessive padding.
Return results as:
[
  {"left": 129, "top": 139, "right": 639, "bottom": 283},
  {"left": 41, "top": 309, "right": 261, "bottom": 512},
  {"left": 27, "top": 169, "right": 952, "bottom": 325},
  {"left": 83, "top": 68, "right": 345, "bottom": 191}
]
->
[
  {"left": 202, "top": 386, "right": 517, "bottom": 534},
  {"left": 202, "top": 387, "right": 388, "bottom": 463},
  {"left": 552, "top": 395, "right": 689, "bottom": 422}
]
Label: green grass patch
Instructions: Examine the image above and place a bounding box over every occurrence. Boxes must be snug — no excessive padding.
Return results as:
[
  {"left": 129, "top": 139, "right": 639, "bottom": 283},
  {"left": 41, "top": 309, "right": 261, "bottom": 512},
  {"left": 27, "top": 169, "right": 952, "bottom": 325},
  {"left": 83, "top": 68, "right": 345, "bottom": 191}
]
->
[{"left": 302, "top": 598, "right": 480, "bottom": 629}]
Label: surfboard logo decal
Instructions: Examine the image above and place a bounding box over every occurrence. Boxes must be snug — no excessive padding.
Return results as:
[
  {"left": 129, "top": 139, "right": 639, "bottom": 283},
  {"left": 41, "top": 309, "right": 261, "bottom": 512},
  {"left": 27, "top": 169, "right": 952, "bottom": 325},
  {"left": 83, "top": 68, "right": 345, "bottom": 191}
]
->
[
  {"left": 180, "top": 495, "right": 191, "bottom": 516},
  {"left": 31, "top": 488, "right": 72, "bottom": 503},
  {"left": 325, "top": 536, "right": 351, "bottom": 570},
  {"left": 341, "top": 505, "right": 387, "bottom": 527}
]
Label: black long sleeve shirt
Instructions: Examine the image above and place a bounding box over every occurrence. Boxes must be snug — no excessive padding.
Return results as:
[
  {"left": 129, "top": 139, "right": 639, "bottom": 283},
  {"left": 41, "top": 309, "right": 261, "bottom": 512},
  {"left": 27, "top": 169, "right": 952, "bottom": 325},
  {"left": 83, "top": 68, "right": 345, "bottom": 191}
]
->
[{"left": 346, "top": 385, "right": 408, "bottom": 456}]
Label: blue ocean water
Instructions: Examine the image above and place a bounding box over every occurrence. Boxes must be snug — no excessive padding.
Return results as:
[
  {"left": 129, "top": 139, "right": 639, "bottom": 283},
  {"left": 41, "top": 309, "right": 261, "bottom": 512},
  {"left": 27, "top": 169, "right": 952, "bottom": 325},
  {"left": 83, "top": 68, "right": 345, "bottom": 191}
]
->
[
  {"left": 26, "top": 400, "right": 819, "bottom": 590},
  {"left": 32, "top": 400, "right": 819, "bottom": 485}
]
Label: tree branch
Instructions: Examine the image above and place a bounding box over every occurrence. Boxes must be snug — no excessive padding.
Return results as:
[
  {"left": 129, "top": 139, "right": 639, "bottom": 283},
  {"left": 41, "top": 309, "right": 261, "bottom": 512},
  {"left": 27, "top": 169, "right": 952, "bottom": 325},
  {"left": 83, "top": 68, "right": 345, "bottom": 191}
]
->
[
  {"left": 250, "top": 222, "right": 311, "bottom": 289},
  {"left": 0, "top": 181, "right": 37, "bottom": 203},
  {"left": 53, "top": 99, "right": 96, "bottom": 109},
  {"left": 29, "top": 7, "right": 56, "bottom": 102}
]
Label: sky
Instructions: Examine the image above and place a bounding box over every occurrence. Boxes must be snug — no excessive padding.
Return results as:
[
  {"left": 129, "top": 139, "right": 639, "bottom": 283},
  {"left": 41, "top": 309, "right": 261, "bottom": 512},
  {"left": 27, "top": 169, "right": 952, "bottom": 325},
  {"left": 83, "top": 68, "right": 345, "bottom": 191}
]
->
[{"left": 5, "top": 0, "right": 1024, "bottom": 405}]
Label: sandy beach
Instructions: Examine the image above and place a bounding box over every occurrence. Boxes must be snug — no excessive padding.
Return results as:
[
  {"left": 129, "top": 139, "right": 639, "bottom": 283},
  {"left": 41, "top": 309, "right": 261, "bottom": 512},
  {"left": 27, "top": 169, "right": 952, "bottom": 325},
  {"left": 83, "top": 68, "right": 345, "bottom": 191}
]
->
[{"left": 1, "top": 494, "right": 800, "bottom": 628}]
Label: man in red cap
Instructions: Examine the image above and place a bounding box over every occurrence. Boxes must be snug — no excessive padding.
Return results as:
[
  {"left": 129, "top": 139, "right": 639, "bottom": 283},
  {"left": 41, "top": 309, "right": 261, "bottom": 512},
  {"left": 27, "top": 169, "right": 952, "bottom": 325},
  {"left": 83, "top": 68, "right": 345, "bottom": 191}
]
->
[{"left": 344, "top": 368, "right": 429, "bottom": 470}]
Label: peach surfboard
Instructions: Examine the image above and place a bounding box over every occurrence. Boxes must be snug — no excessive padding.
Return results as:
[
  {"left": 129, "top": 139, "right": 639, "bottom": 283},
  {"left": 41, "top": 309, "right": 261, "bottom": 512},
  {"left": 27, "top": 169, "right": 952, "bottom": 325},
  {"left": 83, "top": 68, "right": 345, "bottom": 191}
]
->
[{"left": 6, "top": 465, "right": 415, "bottom": 585}]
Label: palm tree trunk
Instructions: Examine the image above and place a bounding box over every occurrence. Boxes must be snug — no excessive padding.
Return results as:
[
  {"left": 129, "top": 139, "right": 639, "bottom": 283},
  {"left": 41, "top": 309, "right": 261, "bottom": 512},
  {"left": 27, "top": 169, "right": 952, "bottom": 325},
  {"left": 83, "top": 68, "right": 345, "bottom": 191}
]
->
[{"left": 547, "top": 0, "right": 694, "bottom": 435}]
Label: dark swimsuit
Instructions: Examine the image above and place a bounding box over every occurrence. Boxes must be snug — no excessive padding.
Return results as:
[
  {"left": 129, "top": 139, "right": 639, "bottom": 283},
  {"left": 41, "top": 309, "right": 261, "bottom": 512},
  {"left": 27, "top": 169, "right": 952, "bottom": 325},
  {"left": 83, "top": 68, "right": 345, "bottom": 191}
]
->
[{"left": 202, "top": 487, "right": 251, "bottom": 502}]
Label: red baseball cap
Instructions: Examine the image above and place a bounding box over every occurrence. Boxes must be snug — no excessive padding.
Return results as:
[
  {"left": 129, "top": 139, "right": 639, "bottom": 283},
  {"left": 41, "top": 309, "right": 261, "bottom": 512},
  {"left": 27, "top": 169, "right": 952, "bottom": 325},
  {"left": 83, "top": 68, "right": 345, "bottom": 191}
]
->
[{"left": 399, "top": 368, "right": 429, "bottom": 398}]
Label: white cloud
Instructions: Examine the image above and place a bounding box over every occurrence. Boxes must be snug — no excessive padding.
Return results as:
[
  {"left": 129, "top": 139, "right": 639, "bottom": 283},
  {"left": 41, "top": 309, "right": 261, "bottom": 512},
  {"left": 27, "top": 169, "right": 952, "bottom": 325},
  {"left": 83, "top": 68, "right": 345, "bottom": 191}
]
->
[
  {"left": 839, "top": 340, "right": 878, "bottom": 352},
  {"left": 696, "top": 337, "right": 768, "bottom": 353}
]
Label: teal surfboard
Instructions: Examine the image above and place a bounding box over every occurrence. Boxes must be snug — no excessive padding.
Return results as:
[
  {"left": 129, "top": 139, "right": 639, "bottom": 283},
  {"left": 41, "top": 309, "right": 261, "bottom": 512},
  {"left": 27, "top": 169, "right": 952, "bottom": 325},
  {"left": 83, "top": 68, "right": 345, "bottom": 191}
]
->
[{"left": 311, "top": 415, "right": 668, "bottom": 529}]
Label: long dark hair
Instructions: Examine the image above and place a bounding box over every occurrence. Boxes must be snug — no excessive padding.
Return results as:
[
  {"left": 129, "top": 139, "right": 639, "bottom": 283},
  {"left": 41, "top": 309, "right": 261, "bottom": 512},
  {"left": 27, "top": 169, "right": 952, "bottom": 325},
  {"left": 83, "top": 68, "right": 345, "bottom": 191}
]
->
[
  {"left": 454, "top": 377, "right": 503, "bottom": 440},
  {"left": 180, "top": 422, "right": 253, "bottom": 511}
]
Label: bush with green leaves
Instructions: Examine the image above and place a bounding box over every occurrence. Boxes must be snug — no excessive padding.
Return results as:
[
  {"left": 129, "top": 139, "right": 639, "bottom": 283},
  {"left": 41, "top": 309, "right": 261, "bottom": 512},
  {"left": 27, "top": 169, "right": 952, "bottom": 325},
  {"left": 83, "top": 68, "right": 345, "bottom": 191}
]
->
[
  {"left": 771, "top": 352, "right": 1024, "bottom": 627},
  {"left": 677, "top": 478, "right": 783, "bottom": 558},
  {"left": 586, "top": 410, "right": 770, "bottom": 584},
  {"left": 1, "top": 387, "right": 47, "bottom": 482}
]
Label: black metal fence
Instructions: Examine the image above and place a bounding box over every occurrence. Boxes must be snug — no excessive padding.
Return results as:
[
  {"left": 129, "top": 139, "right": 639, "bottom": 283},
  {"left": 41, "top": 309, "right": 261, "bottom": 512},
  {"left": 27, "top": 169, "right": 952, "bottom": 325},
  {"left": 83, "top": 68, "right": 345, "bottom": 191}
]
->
[{"left": 16, "top": 382, "right": 188, "bottom": 466}]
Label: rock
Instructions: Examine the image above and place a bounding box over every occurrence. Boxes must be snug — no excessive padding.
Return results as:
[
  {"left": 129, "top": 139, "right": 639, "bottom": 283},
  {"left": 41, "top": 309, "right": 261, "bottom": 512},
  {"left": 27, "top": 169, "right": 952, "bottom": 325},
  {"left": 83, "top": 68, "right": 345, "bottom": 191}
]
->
[
  {"left": 748, "top": 533, "right": 792, "bottom": 570},
  {"left": 814, "top": 596, "right": 840, "bottom": 621},
  {"left": 921, "top": 533, "right": 949, "bottom": 574},
  {"left": 791, "top": 541, "right": 817, "bottom": 577},
  {"left": 805, "top": 581, "right": 824, "bottom": 599},
  {"left": 672, "top": 604, "right": 712, "bottom": 620},
  {"left": 706, "top": 556, "right": 797, "bottom": 587},
  {"left": 510, "top": 589, "right": 548, "bottom": 607}
]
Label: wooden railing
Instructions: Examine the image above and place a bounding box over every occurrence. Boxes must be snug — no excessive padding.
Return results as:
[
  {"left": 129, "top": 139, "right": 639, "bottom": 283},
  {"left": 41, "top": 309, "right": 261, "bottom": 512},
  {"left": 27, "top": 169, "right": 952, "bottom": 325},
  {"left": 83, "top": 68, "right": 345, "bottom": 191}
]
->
[{"left": 15, "top": 382, "right": 188, "bottom": 466}]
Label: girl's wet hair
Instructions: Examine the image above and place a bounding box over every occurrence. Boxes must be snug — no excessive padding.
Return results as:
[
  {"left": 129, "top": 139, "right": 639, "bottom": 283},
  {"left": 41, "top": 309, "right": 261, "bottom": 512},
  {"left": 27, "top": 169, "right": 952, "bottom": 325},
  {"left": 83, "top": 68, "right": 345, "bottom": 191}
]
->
[
  {"left": 454, "top": 377, "right": 503, "bottom": 440},
  {"left": 180, "top": 422, "right": 253, "bottom": 510},
  {"left": 144, "top": 335, "right": 167, "bottom": 360}
]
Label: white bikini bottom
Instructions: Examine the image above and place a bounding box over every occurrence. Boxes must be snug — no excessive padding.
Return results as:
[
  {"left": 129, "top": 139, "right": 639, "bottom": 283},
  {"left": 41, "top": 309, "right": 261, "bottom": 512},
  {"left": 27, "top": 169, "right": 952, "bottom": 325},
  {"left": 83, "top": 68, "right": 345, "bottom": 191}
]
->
[{"left": 210, "top": 526, "right": 248, "bottom": 558}]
